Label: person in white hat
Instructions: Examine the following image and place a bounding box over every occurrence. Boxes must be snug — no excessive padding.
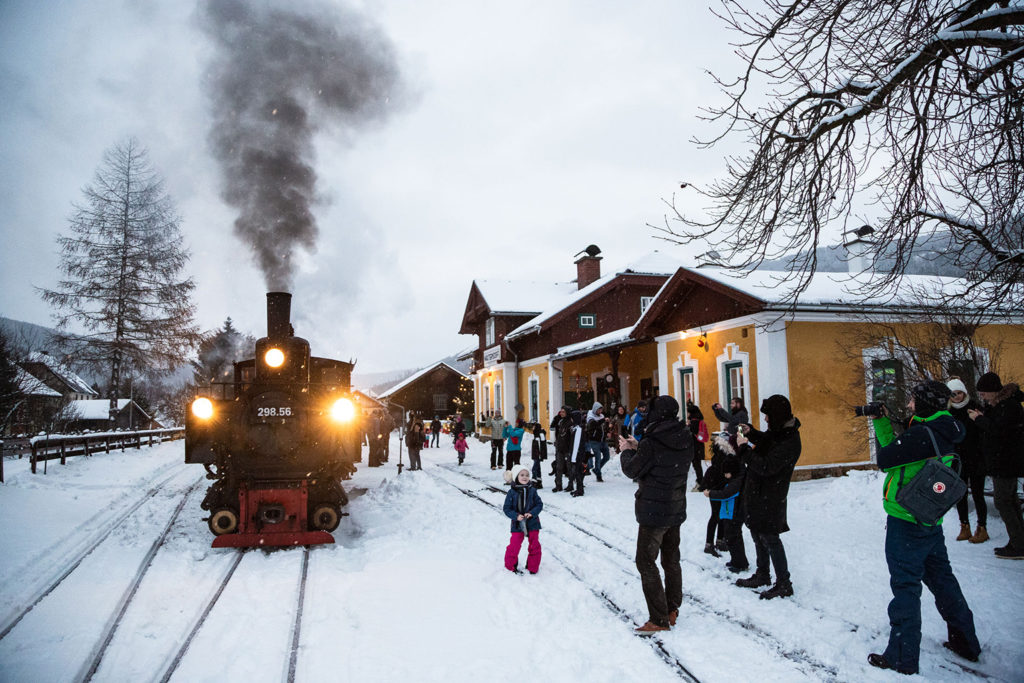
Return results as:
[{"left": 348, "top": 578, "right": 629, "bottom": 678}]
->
[{"left": 502, "top": 464, "right": 543, "bottom": 574}]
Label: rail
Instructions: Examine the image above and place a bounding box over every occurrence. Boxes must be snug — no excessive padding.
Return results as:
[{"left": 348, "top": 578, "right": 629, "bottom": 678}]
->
[{"left": 0, "top": 428, "right": 185, "bottom": 482}]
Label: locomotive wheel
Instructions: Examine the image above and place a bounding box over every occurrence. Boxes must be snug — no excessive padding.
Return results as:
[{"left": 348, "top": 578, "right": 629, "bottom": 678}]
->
[
  {"left": 311, "top": 504, "right": 341, "bottom": 532},
  {"left": 209, "top": 508, "right": 239, "bottom": 535}
]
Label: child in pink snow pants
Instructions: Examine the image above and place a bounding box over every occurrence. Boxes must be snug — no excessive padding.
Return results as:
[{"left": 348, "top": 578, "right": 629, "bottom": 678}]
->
[{"left": 503, "top": 464, "right": 543, "bottom": 574}]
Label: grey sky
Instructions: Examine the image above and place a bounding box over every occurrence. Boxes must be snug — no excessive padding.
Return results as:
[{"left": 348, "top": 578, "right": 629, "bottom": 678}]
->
[{"left": 0, "top": 0, "right": 737, "bottom": 373}]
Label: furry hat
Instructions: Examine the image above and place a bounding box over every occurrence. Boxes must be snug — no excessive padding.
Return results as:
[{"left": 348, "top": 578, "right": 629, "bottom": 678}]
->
[
  {"left": 976, "top": 372, "right": 1003, "bottom": 392},
  {"left": 760, "top": 395, "right": 793, "bottom": 431},
  {"left": 504, "top": 464, "right": 532, "bottom": 484},
  {"left": 648, "top": 395, "right": 680, "bottom": 424},
  {"left": 713, "top": 432, "right": 736, "bottom": 456}
]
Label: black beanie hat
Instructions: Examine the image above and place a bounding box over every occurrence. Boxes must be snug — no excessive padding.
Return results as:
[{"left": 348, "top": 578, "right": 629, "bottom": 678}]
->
[
  {"left": 911, "top": 380, "right": 952, "bottom": 416},
  {"left": 760, "top": 394, "right": 793, "bottom": 431},
  {"left": 976, "top": 372, "right": 1003, "bottom": 392},
  {"left": 648, "top": 395, "right": 680, "bottom": 424}
]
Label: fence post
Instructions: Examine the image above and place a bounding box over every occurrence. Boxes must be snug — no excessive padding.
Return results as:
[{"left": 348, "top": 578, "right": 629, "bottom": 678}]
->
[
  {"left": 1, "top": 440, "right": 4, "bottom": 484},
  {"left": 105, "top": 437, "right": 110, "bottom": 454},
  {"left": 31, "top": 441, "right": 37, "bottom": 474}
]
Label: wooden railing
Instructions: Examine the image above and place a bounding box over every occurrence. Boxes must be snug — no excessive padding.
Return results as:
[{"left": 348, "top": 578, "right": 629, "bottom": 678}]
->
[{"left": 0, "top": 428, "right": 184, "bottom": 482}]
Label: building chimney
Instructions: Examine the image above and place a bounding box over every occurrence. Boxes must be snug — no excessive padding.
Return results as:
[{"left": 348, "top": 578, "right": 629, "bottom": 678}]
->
[
  {"left": 574, "top": 245, "right": 603, "bottom": 290},
  {"left": 843, "top": 225, "right": 875, "bottom": 275}
]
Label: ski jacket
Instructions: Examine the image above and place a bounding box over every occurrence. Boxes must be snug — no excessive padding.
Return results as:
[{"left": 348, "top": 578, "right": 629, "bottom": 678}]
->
[
  {"left": 713, "top": 404, "right": 749, "bottom": 435},
  {"left": 489, "top": 417, "right": 508, "bottom": 441},
  {"left": 627, "top": 408, "right": 647, "bottom": 441},
  {"left": 531, "top": 427, "right": 548, "bottom": 461},
  {"left": 620, "top": 418, "right": 692, "bottom": 527},
  {"left": 551, "top": 410, "right": 575, "bottom": 452},
  {"left": 585, "top": 408, "right": 607, "bottom": 442},
  {"left": 405, "top": 429, "right": 424, "bottom": 453},
  {"left": 740, "top": 418, "right": 801, "bottom": 534},
  {"left": 503, "top": 483, "right": 543, "bottom": 533},
  {"left": 451, "top": 418, "right": 466, "bottom": 441},
  {"left": 972, "top": 383, "right": 1024, "bottom": 478},
  {"left": 430, "top": 419, "right": 442, "bottom": 433},
  {"left": 454, "top": 434, "right": 468, "bottom": 454},
  {"left": 503, "top": 424, "right": 525, "bottom": 452},
  {"left": 873, "top": 411, "right": 963, "bottom": 524},
  {"left": 706, "top": 467, "right": 745, "bottom": 521},
  {"left": 948, "top": 400, "right": 984, "bottom": 477}
]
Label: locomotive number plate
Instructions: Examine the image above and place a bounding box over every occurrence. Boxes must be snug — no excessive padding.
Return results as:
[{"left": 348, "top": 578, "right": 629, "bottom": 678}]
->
[{"left": 256, "top": 406, "right": 294, "bottom": 418}]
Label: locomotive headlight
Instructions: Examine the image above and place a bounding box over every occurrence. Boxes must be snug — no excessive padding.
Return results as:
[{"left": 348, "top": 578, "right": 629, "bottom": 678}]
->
[
  {"left": 264, "top": 347, "right": 285, "bottom": 368},
  {"left": 192, "top": 397, "right": 214, "bottom": 420},
  {"left": 330, "top": 397, "right": 356, "bottom": 423}
]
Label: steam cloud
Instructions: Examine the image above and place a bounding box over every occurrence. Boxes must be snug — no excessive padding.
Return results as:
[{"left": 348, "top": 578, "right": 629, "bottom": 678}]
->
[{"left": 200, "top": 0, "right": 400, "bottom": 290}]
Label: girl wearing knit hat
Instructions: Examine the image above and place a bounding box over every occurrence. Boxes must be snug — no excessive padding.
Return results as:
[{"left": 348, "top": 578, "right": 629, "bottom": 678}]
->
[
  {"left": 946, "top": 378, "right": 988, "bottom": 543},
  {"left": 502, "top": 464, "right": 543, "bottom": 574}
]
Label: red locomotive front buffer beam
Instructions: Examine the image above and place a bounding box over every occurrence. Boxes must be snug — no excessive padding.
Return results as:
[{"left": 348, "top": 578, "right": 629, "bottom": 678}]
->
[{"left": 212, "top": 480, "right": 334, "bottom": 548}]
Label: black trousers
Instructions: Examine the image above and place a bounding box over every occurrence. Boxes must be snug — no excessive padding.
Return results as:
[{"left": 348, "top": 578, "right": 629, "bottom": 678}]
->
[
  {"left": 569, "top": 460, "right": 585, "bottom": 493},
  {"left": 955, "top": 469, "right": 987, "bottom": 526},
  {"left": 720, "top": 518, "right": 748, "bottom": 567},
  {"left": 705, "top": 499, "right": 722, "bottom": 545},
  {"left": 751, "top": 530, "right": 789, "bottom": 583},
  {"left": 553, "top": 449, "right": 570, "bottom": 488},
  {"left": 636, "top": 524, "right": 683, "bottom": 627},
  {"left": 490, "top": 440, "right": 504, "bottom": 468}
]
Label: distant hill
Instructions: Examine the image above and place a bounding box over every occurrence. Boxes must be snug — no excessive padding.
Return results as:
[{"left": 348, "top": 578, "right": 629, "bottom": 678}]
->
[
  {"left": 760, "top": 231, "right": 970, "bottom": 276},
  {"left": 0, "top": 316, "right": 60, "bottom": 354}
]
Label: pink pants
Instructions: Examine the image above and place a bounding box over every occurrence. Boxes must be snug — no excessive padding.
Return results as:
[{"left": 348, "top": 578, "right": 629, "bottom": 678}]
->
[{"left": 505, "top": 530, "right": 542, "bottom": 573}]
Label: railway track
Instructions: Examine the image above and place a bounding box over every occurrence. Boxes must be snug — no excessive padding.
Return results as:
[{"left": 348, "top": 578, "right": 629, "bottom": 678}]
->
[
  {"left": 432, "top": 464, "right": 844, "bottom": 681},
  {"left": 425, "top": 466, "right": 703, "bottom": 683}
]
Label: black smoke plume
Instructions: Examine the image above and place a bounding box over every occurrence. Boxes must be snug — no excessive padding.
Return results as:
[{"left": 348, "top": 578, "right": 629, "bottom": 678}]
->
[{"left": 200, "top": 0, "right": 400, "bottom": 290}]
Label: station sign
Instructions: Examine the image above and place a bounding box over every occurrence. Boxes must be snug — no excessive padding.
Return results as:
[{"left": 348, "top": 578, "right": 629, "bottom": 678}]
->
[{"left": 483, "top": 346, "right": 501, "bottom": 367}]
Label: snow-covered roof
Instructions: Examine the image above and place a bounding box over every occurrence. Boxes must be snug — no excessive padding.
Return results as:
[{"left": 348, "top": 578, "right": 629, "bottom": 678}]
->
[
  {"left": 15, "top": 367, "right": 62, "bottom": 397},
  {"left": 505, "top": 251, "right": 677, "bottom": 340},
  {"left": 26, "top": 352, "right": 97, "bottom": 396},
  {"left": 70, "top": 399, "right": 150, "bottom": 421},
  {"left": 474, "top": 280, "right": 577, "bottom": 316},
  {"left": 551, "top": 326, "right": 638, "bottom": 360},
  {"left": 378, "top": 362, "right": 469, "bottom": 399}
]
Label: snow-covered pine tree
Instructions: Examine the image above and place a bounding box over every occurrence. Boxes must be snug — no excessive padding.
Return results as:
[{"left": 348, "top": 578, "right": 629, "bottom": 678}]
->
[{"left": 40, "top": 138, "right": 200, "bottom": 426}]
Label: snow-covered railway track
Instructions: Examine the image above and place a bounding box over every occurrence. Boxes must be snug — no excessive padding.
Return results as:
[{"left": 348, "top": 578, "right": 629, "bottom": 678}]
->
[
  {"left": 156, "top": 544, "right": 314, "bottom": 683},
  {"left": 425, "top": 466, "right": 703, "bottom": 683},
  {"left": 433, "top": 464, "right": 843, "bottom": 682},
  {"left": 0, "top": 465, "right": 197, "bottom": 641}
]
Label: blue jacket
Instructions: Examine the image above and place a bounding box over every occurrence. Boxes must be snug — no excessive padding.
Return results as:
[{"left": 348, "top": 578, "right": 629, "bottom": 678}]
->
[
  {"left": 503, "top": 425, "right": 525, "bottom": 452},
  {"left": 503, "top": 483, "right": 543, "bottom": 532},
  {"left": 627, "top": 409, "right": 647, "bottom": 441}
]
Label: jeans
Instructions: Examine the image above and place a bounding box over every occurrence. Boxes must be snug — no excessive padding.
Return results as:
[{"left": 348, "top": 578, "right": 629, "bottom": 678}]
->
[
  {"left": 955, "top": 470, "right": 988, "bottom": 526},
  {"left": 431, "top": 431, "right": 440, "bottom": 447},
  {"left": 531, "top": 458, "right": 542, "bottom": 481},
  {"left": 490, "top": 440, "right": 504, "bottom": 468},
  {"left": 882, "top": 516, "right": 980, "bottom": 674},
  {"left": 751, "top": 531, "right": 789, "bottom": 583},
  {"left": 635, "top": 524, "right": 682, "bottom": 627},
  {"left": 992, "top": 476, "right": 1024, "bottom": 549},
  {"left": 588, "top": 440, "right": 610, "bottom": 475}
]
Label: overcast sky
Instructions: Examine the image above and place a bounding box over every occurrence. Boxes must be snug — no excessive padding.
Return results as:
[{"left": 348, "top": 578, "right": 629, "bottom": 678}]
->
[{"left": 0, "top": 0, "right": 742, "bottom": 373}]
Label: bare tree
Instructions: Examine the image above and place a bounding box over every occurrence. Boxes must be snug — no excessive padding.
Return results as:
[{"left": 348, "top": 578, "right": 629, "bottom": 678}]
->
[
  {"left": 40, "top": 138, "right": 201, "bottom": 425},
  {"left": 659, "top": 1, "right": 1024, "bottom": 310}
]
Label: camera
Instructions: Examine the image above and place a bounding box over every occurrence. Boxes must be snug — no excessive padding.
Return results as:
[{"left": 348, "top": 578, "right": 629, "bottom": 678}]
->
[{"left": 854, "top": 402, "right": 886, "bottom": 418}]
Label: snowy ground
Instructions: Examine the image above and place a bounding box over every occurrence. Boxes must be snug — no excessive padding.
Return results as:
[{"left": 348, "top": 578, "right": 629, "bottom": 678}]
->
[{"left": 1, "top": 435, "right": 1021, "bottom": 682}]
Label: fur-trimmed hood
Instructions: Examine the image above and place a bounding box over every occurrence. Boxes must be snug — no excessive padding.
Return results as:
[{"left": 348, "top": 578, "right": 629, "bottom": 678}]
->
[{"left": 988, "top": 382, "right": 1023, "bottom": 407}]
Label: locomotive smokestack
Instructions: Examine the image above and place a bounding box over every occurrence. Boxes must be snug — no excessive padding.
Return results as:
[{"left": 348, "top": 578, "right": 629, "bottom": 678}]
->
[{"left": 267, "top": 292, "right": 292, "bottom": 338}]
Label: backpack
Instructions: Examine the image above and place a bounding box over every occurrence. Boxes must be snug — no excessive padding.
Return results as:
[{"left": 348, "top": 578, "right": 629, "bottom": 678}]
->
[{"left": 894, "top": 426, "right": 968, "bottom": 526}]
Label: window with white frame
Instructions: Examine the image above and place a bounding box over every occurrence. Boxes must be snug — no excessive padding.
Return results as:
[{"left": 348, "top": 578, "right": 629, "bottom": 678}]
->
[
  {"left": 494, "top": 381, "right": 503, "bottom": 415},
  {"left": 485, "top": 318, "right": 495, "bottom": 346},
  {"left": 483, "top": 383, "right": 491, "bottom": 416},
  {"left": 528, "top": 377, "right": 540, "bottom": 423},
  {"left": 678, "top": 367, "right": 696, "bottom": 406},
  {"left": 579, "top": 313, "right": 596, "bottom": 328},
  {"left": 723, "top": 361, "right": 746, "bottom": 402},
  {"left": 640, "top": 296, "right": 655, "bottom": 316}
]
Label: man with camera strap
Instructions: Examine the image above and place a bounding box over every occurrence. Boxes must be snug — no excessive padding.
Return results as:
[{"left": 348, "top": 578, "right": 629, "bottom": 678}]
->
[{"left": 866, "top": 380, "right": 981, "bottom": 676}]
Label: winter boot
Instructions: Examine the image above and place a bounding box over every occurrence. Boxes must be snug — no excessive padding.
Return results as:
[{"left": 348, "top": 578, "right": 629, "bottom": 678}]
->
[
  {"left": 534, "top": 479, "right": 544, "bottom": 490},
  {"left": 735, "top": 571, "right": 771, "bottom": 589},
  {"left": 596, "top": 473, "right": 604, "bottom": 482},
  {"left": 867, "top": 653, "right": 915, "bottom": 675},
  {"left": 956, "top": 522, "right": 972, "bottom": 541},
  {"left": 703, "top": 543, "right": 721, "bottom": 558},
  {"left": 634, "top": 621, "right": 670, "bottom": 636},
  {"left": 552, "top": 485, "right": 563, "bottom": 492},
  {"left": 969, "top": 525, "right": 989, "bottom": 543},
  {"left": 943, "top": 628, "right": 981, "bottom": 662},
  {"left": 759, "top": 580, "right": 794, "bottom": 600}
]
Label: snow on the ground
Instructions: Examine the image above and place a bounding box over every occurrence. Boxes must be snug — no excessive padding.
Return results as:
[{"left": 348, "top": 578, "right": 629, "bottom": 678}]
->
[{"left": 0, "top": 435, "right": 1021, "bottom": 682}]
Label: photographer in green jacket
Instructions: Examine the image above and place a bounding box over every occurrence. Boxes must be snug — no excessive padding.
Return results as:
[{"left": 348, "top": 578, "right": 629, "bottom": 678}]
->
[{"left": 865, "top": 380, "right": 981, "bottom": 675}]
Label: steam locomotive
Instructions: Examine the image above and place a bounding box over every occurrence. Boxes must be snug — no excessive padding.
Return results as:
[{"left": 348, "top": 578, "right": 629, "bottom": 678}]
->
[{"left": 185, "top": 292, "right": 360, "bottom": 548}]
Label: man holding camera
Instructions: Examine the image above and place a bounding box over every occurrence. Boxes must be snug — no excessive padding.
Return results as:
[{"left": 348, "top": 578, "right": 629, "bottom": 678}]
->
[{"left": 866, "top": 380, "right": 981, "bottom": 675}]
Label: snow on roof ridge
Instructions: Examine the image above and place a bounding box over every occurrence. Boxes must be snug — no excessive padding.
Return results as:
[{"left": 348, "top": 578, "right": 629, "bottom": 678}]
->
[
  {"left": 71, "top": 398, "right": 150, "bottom": 421},
  {"left": 15, "top": 367, "right": 62, "bottom": 397},
  {"left": 26, "top": 351, "right": 97, "bottom": 396},
  {"left": 378, "top": 360, "right": 469, "bottom": 399}
]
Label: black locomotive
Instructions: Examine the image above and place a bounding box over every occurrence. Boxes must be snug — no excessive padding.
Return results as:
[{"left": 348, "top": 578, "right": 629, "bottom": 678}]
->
[{"left": 185, "top": 292, "right": 360, "bottom": 548}]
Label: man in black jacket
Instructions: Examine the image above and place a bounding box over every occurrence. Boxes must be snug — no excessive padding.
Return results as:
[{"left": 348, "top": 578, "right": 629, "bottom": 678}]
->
[
  {"left": 619, "top": 395, "right": 692, "bottom": 635},
  {"left": 550, "top": 406, "right": 574, "bottom": 492},
  {"left": 969, "top": 371, "right": 1024, "bottom": 559}
]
